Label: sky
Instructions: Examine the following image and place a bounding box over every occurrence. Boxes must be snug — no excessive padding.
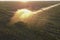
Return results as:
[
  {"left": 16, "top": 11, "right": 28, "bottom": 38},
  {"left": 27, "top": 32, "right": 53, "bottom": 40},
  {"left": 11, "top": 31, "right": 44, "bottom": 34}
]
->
[{"left": 0, "top": 0, "right": 60, "bottom": 1}]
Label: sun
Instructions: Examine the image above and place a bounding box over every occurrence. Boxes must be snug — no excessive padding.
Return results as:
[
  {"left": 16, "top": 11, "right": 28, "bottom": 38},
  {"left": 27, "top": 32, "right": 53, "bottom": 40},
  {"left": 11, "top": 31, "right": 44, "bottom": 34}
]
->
[{"left": 19, "top": 0, "right": 30, "bottom": 2}]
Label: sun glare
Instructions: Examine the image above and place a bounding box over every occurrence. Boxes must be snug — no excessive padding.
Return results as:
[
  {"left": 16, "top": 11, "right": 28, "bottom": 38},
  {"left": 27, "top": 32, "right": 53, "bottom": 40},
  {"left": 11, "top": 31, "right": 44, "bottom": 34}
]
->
[{"left": 19, "top": 0, "right": 30, "bottom": 2}]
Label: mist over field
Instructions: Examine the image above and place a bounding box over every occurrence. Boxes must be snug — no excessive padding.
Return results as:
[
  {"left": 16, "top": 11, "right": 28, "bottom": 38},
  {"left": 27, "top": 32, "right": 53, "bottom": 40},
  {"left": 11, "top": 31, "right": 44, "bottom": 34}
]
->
[{"left": 0, "top": 1, "right": 60, "bottom": 40}]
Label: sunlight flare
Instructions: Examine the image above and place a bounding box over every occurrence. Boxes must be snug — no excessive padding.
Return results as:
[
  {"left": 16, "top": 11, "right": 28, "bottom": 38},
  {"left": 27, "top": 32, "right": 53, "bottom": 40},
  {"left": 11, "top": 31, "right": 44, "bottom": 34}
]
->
[{"left": 19, "top": 0, "right": 30, "bottom": 2}]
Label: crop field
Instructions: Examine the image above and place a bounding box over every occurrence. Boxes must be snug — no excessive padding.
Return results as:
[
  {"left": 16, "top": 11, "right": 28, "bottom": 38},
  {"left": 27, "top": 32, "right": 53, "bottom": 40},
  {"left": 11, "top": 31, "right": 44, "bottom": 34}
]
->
[{"left": 0, "top": 1, "right": 60, "bottom": 40}]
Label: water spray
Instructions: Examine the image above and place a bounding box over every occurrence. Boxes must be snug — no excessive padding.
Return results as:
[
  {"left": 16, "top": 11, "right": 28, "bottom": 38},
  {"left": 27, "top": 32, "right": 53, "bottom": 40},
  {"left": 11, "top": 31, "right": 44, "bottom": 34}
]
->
[
  {"left": 9, "top": 3, "right": 60, "bottom": 25},
  {"left": 34, "top": 3, "right": 60, "bottom": 14}
]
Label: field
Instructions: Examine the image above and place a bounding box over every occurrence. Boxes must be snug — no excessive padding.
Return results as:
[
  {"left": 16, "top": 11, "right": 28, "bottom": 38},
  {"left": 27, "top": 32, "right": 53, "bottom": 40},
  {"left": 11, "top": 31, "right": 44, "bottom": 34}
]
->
[{"left": 0, "top": 1, "right": 60, "bottom": 40}]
